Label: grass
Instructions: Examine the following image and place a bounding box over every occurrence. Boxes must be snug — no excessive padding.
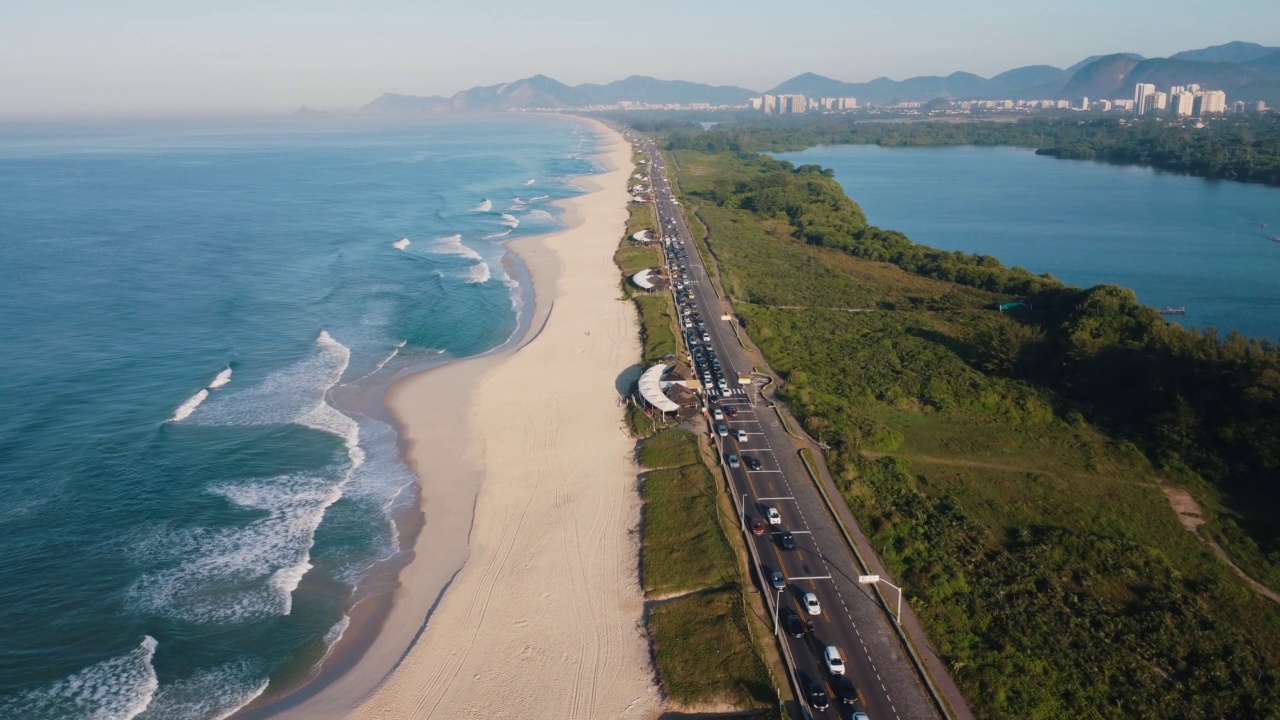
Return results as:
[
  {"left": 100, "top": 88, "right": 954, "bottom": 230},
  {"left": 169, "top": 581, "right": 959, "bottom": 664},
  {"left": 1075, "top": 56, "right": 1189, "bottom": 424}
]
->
[
  {"left": 639, "top": 428, "right": 700, "bottom": 469},
  {"left": 648, "top": 587, "right": 778, "bottom": 709},
  {"left": 670, "top": 145, "right": 1280, "bottom": 718},
  {"left": 634, "top": 294, "right": 678, "bottom": 362},
  {"left": 642, "top": 464, "right": 737, "bottom": 595}
]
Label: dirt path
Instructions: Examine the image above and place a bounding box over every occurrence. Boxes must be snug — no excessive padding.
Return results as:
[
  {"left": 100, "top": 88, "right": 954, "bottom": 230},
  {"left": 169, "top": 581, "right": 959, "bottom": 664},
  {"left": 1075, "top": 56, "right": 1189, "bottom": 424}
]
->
[{"left": 1162, "top": 488, "right": 1280, "bottom": 605}]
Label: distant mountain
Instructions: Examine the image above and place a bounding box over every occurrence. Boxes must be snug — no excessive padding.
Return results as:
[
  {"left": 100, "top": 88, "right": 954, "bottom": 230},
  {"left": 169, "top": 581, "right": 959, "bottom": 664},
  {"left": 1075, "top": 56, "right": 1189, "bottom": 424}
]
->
[
  {"left": 1058, "top": 54, "right": 1144, "bottom": 100},
  {"left": 1171, "top": 41, "right": 1280, "bottom": 64},
  {"left": 767, "top": 72, "right": 860, "bottom": 98},
  {"left": 1246, "top": 50, "right": 1280, "bottom": 79},
  {"left": 1063, "top": 53, "right": 1144, "bottom": 77},
  {"left": 574, "top": 75, "right": 757, "bottom": 106},
  {"left": 357, "top": 40, "right": 1280, "bottom": 113},
  {"left": 362, "top": 92, "right": 450, "bottom": 113},
  {"left": 361, "top": 75, "right": 758, "bottom": 113}
]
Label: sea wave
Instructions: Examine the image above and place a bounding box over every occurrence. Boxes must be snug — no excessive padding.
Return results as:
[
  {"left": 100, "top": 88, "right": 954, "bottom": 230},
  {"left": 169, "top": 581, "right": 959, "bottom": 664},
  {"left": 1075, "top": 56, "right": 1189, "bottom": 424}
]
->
[
  {"left": 135, "top": 659, "right": 268, "bottom": 720},
  {"left": 464, "top": 262, "right": 491, "bottom": 284},
  {"left": 470, "top": 199, "right": 492, "bottom": 212},
  {"left": 208, "top": 367, "right": 233, "bottom": 389},
  {"left": 529, "top": 194, "right": 549, "bottom": 201},
  {"left": 427, "top": 234, "right": 482, "bottom": 261},
  {"left": 0, "top": 636, "right": 159, "bottom": 720},
  {"left": 524, "top": 209, "right": 555, "bottom": 223},
  {"left": 523, "top": 178, "right": 535, "bottom": 186},
  {"left": 500, "top": 213, "right": 519, "bottom": 228},
  {"left": 171, "top": 389, "right": 209, "bottom": 422},
  {"left": 482, "top": 229, "right": 512, "bottom": 240},
  {"left": 392, "top": 238, "right": 410, "bottom": 251}
]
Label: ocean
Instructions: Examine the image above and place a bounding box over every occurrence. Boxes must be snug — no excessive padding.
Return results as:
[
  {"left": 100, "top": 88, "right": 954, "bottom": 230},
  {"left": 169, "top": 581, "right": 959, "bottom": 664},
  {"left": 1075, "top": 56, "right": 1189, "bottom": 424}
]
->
[
  {"left": 0, "top": 114, "right": 600, "bottom": 719},
  {"left": 774, "top": 144, "right": 1280, "bottom": 341}
]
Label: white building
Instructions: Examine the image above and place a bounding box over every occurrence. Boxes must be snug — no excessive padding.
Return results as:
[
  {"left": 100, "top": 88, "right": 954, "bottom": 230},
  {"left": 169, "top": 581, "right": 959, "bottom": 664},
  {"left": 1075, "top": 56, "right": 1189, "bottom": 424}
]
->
[
  {"left": 1170, "top": 90, "right": 1195, "bottom": 117},
  {"left": 1134, "top": 83, "right": 1156, "bottom": 116}
]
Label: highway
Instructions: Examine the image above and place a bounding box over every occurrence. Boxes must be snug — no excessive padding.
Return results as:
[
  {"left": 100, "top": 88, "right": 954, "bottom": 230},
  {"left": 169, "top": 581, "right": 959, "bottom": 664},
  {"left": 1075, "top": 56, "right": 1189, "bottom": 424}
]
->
[{"left": 634, "top": 136, "right": 940, "bottom": 720}]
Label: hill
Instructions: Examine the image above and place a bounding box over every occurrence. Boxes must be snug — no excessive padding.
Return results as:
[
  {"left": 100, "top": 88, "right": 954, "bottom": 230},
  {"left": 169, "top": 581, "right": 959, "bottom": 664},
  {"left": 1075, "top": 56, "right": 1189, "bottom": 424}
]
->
[
  {"left": 1171, "top": 41, "right": 1280, "bottom": 64},
  {"left": 1057, "top": 54, "right": 1144, "bottom": 100},
  {"left": 361, "top": 75, "right": 757, "bottom": 113}
]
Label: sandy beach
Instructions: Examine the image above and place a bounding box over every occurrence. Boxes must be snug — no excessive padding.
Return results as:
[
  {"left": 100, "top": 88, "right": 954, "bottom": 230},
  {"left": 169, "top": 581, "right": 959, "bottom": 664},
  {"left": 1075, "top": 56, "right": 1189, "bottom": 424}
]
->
[{"left": 265, "top": 118, "right": 657, "bottom": 719}]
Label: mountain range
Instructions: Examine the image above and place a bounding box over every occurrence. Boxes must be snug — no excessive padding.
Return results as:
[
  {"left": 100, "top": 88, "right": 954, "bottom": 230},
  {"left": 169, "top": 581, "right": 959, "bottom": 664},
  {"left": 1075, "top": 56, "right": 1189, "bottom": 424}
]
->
[{"left": 360, "top": 41, "right": 1280, "bottom": 113}]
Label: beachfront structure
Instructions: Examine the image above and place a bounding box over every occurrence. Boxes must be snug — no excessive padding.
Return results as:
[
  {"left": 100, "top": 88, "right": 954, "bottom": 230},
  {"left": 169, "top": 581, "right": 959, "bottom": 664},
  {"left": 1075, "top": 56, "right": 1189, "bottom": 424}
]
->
[
  {"left": 631, "top": 269, "right": 656, "bottom": 291},
  {"left": 638, "top": 364, "right": 681, "bottom": 414}
]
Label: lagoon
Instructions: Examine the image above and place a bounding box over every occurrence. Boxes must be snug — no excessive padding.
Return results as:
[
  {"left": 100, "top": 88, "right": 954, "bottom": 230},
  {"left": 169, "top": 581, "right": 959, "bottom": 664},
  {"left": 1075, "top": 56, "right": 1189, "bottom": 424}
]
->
[{"left": 773, "top": 145, "right": 1280, "bottom": 341}]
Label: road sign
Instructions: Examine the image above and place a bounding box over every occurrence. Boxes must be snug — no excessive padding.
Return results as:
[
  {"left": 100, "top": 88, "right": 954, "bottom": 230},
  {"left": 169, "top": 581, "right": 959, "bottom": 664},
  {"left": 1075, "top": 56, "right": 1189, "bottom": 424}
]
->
[{"left": 858, "top": 575, "right": 880, "bottom": 584}]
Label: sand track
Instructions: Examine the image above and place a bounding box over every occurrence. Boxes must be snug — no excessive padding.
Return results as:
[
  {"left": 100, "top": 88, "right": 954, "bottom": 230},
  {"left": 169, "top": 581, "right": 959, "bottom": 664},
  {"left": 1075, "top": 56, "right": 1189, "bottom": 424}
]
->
[{"left": 350, "top": 121, "right": 660, "bottom": 719}]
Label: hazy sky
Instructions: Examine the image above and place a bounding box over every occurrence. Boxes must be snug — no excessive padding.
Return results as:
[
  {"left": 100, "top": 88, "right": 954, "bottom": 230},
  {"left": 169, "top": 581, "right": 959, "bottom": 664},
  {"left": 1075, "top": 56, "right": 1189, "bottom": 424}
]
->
[{"left": 2, "top": 0, "right": 1277, "bottom": 118}]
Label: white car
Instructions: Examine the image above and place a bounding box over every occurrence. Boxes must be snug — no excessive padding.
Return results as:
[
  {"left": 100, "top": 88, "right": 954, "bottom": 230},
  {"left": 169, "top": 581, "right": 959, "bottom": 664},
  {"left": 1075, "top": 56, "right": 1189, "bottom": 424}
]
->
[
  {"left": 824, "top": 645, "right": 845, "bottom": 675},
  {"left": 713, "top": 408, "right": 724, "bottom": 420},
  {"left": 736, "top": 429, "right": 748, "bottom": 442},
  {"left": 766, "top": 507, "right": 781, "bottom": 525},
  {"left": 716, "top": 424, "right": 728, "bottom": 437},
  {"left": 803, "top": 592, "right": 822, "bottom": 615}
]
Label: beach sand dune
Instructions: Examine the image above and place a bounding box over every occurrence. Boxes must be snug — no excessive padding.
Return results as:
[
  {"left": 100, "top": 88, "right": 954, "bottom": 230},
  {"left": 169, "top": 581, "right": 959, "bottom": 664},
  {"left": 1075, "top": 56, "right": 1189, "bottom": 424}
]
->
[{"left": 349, "top": 122, "right": 659, "bottom": 719}]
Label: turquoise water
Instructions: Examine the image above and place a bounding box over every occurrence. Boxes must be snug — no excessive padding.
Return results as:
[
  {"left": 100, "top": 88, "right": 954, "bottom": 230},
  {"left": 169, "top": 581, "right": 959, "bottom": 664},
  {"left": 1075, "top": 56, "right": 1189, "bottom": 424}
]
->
[
  {"left": 773, "top": 145, "right": 1280, "bottom": 341},
  {"left": 0, "top": 115, "right": 599, "bottom": 718}
]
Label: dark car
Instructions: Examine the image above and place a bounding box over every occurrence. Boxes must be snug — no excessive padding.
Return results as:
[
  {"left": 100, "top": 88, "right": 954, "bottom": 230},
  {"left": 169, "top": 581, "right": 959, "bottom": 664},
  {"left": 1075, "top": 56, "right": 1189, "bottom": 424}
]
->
[
  {"left": 833, "top": 675, "right": 859, "bottom": 706},
  {"left": 779, "top": 531, "right": 796, "bottom": 550},
  {"left": 724, "top": 406, "right": 738, "bottom": 418},
  {"left": 808, "top": 683, "right": 829, "bottom": 711},
  {"left": 783, "top": 611, "right": 805, "bottom": 638},
  {"left": 744, "top": 456, "right": 762, "bottom": 471}
]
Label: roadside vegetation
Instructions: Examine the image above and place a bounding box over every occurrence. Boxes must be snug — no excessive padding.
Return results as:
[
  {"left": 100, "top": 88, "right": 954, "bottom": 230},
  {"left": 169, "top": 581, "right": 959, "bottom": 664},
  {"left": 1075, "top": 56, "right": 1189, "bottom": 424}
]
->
[
  {"left": 665, "top": 145, "right": 1280, "bottom": 717},
  {"left": 612, "top": 159, "right": 778, "bottom": 713}
]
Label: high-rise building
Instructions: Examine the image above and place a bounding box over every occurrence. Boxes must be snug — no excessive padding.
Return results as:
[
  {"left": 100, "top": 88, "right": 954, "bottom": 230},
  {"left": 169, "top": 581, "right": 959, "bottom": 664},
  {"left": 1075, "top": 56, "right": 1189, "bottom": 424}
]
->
[
  {"left": 1097, "top": 99, "right": 1112, "bottom": 111},
  {"left": 777, "top": 94, "right": 807, "bottom": 114},
  {"left": 762, "top": 94, "right": 777, "bottom": 115},
  {"left": 1256, "top": 101, "right": 1269, "bottom": 113},
  {"left": 1134, "top": 83, "right": 1156, "bottom": 116},
  {"left": 1170, "top": 91, "right": 1195, "bottom": 117},
  {"left": 749, "top": 97, "right": 763, "bottom": 111},
  {"left": 837, "top": 97, "right": 857, "bottom": 111},
  {"left": 1195, "top": 90, "right": 1227, "bottom": 115}
]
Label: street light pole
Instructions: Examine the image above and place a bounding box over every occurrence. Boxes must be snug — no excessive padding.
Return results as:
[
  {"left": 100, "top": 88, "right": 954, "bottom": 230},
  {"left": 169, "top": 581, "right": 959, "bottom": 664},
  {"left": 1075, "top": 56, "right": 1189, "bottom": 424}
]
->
[{"left": 858, "top": 574, "right": 904, "bottom": 625}]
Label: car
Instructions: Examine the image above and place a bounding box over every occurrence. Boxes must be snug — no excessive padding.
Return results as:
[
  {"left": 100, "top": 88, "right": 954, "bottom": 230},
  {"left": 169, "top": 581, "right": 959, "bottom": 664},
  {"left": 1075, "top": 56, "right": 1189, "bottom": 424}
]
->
[
  {"left": 783, "top": 611, "right": 805, "bottom": 638},
  {"left": 712, "top": 408, "right": 724, "bottom": 420},
  {"left": 727, "top": 453, "right": 740, "bottom": 469},
  {"left": 851, "top": 714, "right": 869, "bottom": 720},
  {"left": 769, "top": 569, "right": 786, "bottom": 590},
  {"left": 808, "top": 682, "right": 829, "bottom": 711},
  {"left": 716, "top": 424, "right": 728, "bottom": 437},
  {"left": 744, "top": 456, "right": 762, "bottom": 471},
  {"left": 723, "top": 406, "right": 738, "bottom": 418},
  {"left": 779, "top": 531, "right": 796, "bottom": 550},
  {"left": 750, "top": 518, "right": 765, "bottom": 536},
  {"left": 765, "top": 506, "right": 781, "bottom": 525},
  {"left": 824, "top": 645, "right": 845, "bottom": 675},
  {"left": 736, "top": 429, "right": 748, "bottom": 442},
  {"left": 803, "top": 592, "right": 822, "bottom": 615},
  {"left": 832, "top": 676, "right": 859, "bottom": 706},
  {"left": 701, "top": 332, "right": 711, "bottom": 342}
]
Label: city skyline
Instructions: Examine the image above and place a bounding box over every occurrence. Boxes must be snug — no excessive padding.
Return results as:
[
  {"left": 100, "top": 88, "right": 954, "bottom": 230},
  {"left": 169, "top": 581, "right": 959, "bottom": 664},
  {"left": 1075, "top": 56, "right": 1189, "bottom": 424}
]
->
[{"left": 1, "top": 1, "right": 1278, "bottom": 118}]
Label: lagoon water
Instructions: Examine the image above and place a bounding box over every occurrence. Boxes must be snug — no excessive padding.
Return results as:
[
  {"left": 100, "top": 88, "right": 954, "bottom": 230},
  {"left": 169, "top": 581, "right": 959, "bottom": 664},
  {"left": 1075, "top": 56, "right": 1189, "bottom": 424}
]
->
[
  {"left": 774, "top": 145, "right": 1280, "bottom": 341},
  {"left": 0, "top": 115, "right": 597, "bottom": 718}
]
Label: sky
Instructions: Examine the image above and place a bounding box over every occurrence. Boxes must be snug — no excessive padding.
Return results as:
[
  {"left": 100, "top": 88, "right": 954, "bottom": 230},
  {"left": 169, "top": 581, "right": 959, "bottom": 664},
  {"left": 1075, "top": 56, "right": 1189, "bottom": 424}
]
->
[{"left": 1, "top": 0, "right": 1277, "bottom": 119}]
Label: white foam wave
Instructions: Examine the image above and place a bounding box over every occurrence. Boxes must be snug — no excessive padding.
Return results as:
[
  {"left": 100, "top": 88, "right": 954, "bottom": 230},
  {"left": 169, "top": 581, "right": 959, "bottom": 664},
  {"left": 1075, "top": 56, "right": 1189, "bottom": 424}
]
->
[
  {"left": 482, "top": 229, "right": 512, "bottom": 240},
  {"left": 393, "top": 238, "right": 410, "bottom": 251},
  {"left": 135, "top": 660, "right": 268, "bottom": 720},
  {"left": 129, "top": 472, "right": 344, "bottom": 623},
  {"left": 496, "top": 261, "right": 519, "bottom": 290},
  {"left": 208, "top": 367, "right": 233, "bottom": 389},
  {"left": 470, "top": 199, "right": 492, "bottom": 212},
  {"left": 170, "top": 389, "right": 209, "bottom": 422},
  {"left": 500, "top": 213, "right": 519, "bottom": 228},
  {"left": 523, "top": 178, "right": 535, "bottom": 186},
  {"left": 426, "top": 234, "right": 482, "bottom": 261},
  {"left": 0, "top": 636, "right": 159, "bottom": 720},
  {"left": 464, "top": 262, "right": 491, "bottom": 284},
  {"left": 529, "top": 194, "right": 549, "bottom": 201},
  {"left": 524, "top": 209, "right": 555, "bottom": 223}
]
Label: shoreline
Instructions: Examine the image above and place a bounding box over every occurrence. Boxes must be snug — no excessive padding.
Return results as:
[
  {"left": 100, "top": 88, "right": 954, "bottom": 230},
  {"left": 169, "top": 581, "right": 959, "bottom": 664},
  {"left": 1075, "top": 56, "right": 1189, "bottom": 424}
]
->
[{"left": 245, "top": 117, "right": 657, "bottom": 719}]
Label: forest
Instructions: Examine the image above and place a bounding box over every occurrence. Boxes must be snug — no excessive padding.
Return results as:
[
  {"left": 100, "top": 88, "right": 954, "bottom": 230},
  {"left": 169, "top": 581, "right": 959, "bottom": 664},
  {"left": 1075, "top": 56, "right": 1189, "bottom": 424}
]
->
[
  {"left": 662, "top": 114, "right": 1280, "bottom": 185},
  {"left": 665, "top": 144, "right": 1280, "bottom": 716}
]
